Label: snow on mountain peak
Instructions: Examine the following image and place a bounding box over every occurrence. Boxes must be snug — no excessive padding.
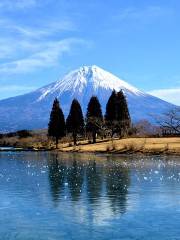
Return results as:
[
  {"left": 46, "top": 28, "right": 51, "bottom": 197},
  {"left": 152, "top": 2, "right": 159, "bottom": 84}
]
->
[
  {"left": 37, "top": 65, "right": 143, "bottom": 101},
  {"left": 0, "top": 65, "right": 176, "bottom": 131}
]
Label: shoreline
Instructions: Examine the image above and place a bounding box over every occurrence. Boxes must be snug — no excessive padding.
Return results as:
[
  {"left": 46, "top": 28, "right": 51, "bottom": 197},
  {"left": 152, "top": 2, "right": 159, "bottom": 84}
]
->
[
  {"left": 0, "top": 149, "right": 179, "bottom": 156},
  {"left": 1, "top": 137, "right": 180, "bottom": 155}
]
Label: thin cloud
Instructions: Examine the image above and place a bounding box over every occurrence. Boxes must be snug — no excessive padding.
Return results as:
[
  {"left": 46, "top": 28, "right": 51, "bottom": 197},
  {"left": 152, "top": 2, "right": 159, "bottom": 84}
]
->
[
  {"left": 0, "top": 18, "right": 75, "bottom": 39},
  {"left": 103, "top": 5, "right": 174, "bottom": 34},
  {"left": 9, "top": 21, "right": 76, "bottom": 38},
  {"left": 115, "top": 6, "right": 173, "bottom": 22},
  {"left": 149, "top": 88, "right": 180, "bottom": 106},
  {"left": 0, "top": 17, "right": 76, "bottom": 61},
  {"left": 0, "top": 13, "right": 85, "bottom": 74},
  {"left": 0, "top": 85, "right": 35, "bottom": 92},
  {"left": 13, "top": 21, "right": 75, "bottom": 38},
  {"left": 0, "top": 0, "right": 38, "bottom": 10},
  {"left": 0, "top": 38, "right": 87, "bottom": 74}
]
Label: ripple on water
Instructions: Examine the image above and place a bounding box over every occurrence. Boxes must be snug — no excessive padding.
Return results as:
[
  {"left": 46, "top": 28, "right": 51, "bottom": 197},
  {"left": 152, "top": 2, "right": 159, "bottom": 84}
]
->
[{"left": 0, "top": 152, "right": 179, "bottom": 240}]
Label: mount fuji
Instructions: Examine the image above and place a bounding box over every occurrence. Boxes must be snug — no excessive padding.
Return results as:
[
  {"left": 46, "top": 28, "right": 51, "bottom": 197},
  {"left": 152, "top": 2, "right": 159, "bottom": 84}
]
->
[{"left": 0, "top": 65, "right": 176, "bottom": 132}]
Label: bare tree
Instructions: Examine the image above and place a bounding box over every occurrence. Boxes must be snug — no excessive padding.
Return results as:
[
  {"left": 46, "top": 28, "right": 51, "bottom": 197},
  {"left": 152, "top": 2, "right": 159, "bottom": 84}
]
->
[
  {"left": 134, "top": 120, "right": 160, "bottom": 137},
  {"left": 158, "top": 108, "right": 180, "bottom": 135}
]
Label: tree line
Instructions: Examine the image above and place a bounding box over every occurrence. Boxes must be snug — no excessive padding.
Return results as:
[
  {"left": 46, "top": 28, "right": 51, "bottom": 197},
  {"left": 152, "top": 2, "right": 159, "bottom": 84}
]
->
[{"left": 48, "top": 90, "right": 131, "bottom": 148}]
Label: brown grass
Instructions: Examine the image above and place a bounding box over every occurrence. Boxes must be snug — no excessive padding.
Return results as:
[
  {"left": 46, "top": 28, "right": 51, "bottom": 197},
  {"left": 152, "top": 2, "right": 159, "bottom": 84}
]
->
[
  {"left": 0, "top": 135, "right": 180, "bottom": 154},
  {"left": 59, "top": 137, "right": 180, "bottom": 154}
]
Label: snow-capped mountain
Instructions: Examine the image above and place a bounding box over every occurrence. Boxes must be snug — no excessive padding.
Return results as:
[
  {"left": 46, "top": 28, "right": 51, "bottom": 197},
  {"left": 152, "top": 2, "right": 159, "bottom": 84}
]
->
[
  {"left": 0, "top": 65, "right": 176, "bottom": 131},
  {"left": 37, "top": 65, "right": 142, "bottom": 100}
]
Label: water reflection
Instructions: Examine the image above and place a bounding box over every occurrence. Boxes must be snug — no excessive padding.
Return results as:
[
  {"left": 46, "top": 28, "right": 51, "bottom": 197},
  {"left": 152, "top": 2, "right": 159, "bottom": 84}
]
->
[
  {"left": 1, "top": 152, "right": 180, "bottom": 239},
  {"left": 67, "top": 160, "right": 84, "bottom": 201},
  {"left": 47, "top": 154, "right": 130, "bottom": 216},
  {"left": 86, "top": 160, "right": 103, "bottom": 204},
  {"left": 106, "top": 164, "right": 130, "bottom": 214},
  {"left": 48, "top": 155, "right": 66, "bottom": 204}
]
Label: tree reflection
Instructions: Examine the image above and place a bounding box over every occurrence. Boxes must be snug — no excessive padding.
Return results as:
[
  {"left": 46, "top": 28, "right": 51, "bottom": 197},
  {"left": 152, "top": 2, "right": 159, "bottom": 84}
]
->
[
  {"left": 106, "top": 164, "right": 130, "bottom": 214},
  {"left": 86, "top": 160, "right": 102, "bottom": 204},
  {"left": 48, "top": 154, "right": 66, "bottom": 204},
  {"left": 47, "top": 154, "right": 130, "bottom": 217},
  {"left": 67, "top": 160, "right": 84, "bottom": 202}
]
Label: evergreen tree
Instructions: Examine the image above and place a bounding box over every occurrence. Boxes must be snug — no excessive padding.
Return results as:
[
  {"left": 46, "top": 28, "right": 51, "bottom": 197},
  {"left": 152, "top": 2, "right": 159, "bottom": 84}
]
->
[
  {"left": 48, "top": 98, "right": 65, "bottom": 148},
  {"left": 105, "top": 90, "right": 118, "bottom": 137},
  {"left": 116, "top": 90, "right": 131, "bottom": 137},
  {"left": 86, "top": 96, "right": 103, "bottom": 143},
  {"left": 105, "top": 90, "right": 131, "bottom": 137},
  {"left": 66, "top": 99, "right": 84, "bottom": 145}
]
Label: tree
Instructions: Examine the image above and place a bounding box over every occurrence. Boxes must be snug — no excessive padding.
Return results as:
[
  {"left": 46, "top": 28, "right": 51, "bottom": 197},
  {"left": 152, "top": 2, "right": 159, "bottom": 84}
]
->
[
  {"left": 105, "top": 90, "right": 131, "bottom": 138},
  {"left": 66, "top": 99, "right": 84, "bottom": 145},
  {"left": 86, "top": 96, "right": 103, "bottom": 143},
  {"left": 134, "top": 120, "right": 160, "bottom": 137},
  {"left": 105, "top": 90, "right": 118, "bottom": 137},
  {"left": 158, "top": 108, "right": 180, "bottom": 135},
  {"left": 116, "top": 90, "right": 131, "bottom": 137},
  {"left": 48, "top": 98, "right": 65, "bottom": 148}
]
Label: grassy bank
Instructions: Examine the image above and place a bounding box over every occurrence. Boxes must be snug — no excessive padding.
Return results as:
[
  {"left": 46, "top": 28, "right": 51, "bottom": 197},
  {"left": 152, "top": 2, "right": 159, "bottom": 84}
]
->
[
  {"left": 59, "top": 137, "right": 180, "bottom": 155},
  {"left": 0, "top": 133, "right": 180, "bottom": 155}
]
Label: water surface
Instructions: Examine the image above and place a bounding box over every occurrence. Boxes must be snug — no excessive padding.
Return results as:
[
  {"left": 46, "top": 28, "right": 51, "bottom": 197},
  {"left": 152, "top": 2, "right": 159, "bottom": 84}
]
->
[{"left": 0, "top": 152, "right": 180, "bottom": 240}]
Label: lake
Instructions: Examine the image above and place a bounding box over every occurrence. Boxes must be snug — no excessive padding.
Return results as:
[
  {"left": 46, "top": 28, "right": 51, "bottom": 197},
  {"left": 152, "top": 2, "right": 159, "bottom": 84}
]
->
[{"left": 0, "top": 152, "right": 180, "bottom": 240}]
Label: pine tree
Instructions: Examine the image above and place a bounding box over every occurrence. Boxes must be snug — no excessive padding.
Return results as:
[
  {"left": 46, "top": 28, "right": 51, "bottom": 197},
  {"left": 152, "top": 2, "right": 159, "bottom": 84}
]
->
[
  {"left": 105, "top": 90, "right": 131, "bottom": 137},
  {"left": 48, "top": 98, "right": 66, "bottom": 148},
  {"left": 116, "top": 90, "right": 131, "bottom": 137},
  {"left": 105, "top": 90, "right": 118, "bottom": 137},
  {"left": 86, "top": 96, "right": 103, "bottom": 143},
  {"left": 66, "top": 99, "right": 84, "bottom": 145}
]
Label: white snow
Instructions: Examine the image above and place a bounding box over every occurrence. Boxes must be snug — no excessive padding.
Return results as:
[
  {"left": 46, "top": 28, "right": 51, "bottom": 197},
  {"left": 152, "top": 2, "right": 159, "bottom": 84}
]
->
[{"left": 37, "top": 65, "right": 145, "bottom": 101}]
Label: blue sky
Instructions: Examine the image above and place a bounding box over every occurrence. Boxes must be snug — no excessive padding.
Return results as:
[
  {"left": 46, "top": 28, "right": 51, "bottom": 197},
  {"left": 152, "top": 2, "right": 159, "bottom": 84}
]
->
[{"left": 0, "top": 0, "right": 180, "bottom": 105}]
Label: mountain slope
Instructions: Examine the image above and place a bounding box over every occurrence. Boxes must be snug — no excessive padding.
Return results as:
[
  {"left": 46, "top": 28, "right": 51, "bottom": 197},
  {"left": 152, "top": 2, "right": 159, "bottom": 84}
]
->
[{"left": 0, "top": 65, "right": 176, "bottom": 132}]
